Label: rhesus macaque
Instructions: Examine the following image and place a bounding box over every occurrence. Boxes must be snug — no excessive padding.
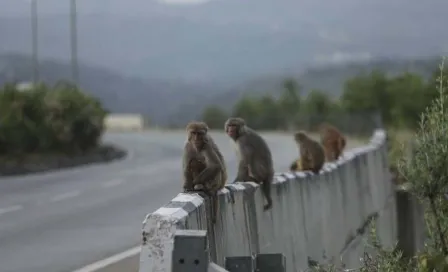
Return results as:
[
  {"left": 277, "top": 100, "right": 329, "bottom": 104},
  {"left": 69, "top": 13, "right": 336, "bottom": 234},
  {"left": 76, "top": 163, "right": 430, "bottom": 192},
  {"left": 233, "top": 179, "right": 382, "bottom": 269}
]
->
[
  {"left": 224, "top": 117, "right": 274, "bottom": 211},
  {"left": 294, "top": 131, "right": 325, "bottom": 174},
  {"left": 319, "top": 123, "right": 346, "bottom": 162},
  {"left": 182, "top": 121, "right": 227, "bottom": 223}
]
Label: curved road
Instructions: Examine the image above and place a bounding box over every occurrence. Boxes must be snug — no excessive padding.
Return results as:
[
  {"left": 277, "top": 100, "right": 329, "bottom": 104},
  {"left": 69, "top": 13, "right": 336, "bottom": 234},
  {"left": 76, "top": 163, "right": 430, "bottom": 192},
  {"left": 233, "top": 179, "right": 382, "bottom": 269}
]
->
[{"left": 0, "top": 131, "right": 359, "bottom": 272}]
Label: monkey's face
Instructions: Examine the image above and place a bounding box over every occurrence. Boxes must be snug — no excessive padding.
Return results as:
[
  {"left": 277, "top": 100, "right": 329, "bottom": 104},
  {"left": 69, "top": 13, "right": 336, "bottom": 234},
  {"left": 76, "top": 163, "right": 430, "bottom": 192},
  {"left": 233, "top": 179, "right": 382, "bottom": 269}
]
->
[
  {"left": 226, "top": 124, "right": 239, "bottom": 140},
  {"left": 189, "top": 130, "right": 206, "bottom": 149}
]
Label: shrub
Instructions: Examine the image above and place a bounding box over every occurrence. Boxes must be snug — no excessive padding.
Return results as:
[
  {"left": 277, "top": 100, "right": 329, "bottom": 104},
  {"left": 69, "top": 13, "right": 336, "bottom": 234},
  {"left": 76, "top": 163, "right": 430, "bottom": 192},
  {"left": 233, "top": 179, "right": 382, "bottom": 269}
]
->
[
  {"left": 0, "top": 82, "right": 107, "bottom": 155},
  {"left": 309, "top": 58, "right": 448, "bottom": 271}
]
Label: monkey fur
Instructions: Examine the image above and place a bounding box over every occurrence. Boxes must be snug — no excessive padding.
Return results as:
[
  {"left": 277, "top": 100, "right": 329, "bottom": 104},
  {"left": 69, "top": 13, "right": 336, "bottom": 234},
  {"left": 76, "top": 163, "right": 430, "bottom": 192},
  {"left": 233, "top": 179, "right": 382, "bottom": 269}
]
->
[
  {"left": 225, "top": 117, "right": 274, "bottom": 211},
  {"left": 183, "top": 121, "right": 227, "bottom": 223},
  {"left": 319, "top": 123, "right": 346, "bottom": 162},
  {"left": 294, "top": 131, "right": 325, "bottom": 174}
]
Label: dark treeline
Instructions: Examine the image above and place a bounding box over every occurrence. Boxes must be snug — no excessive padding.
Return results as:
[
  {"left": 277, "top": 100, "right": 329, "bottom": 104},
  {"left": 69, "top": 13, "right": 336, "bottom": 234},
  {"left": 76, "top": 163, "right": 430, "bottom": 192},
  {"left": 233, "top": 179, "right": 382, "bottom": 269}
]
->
[{"left": 201, "top": 67, "right": 443, "bottom": 132}]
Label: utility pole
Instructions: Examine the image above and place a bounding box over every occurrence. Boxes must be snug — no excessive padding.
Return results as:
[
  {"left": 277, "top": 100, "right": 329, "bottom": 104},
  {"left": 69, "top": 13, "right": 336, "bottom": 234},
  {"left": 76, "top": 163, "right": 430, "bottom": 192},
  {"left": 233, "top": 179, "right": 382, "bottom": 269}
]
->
[
  {"left": 70, "top": 0, "right": 79, "bottom": 85},
  {"left": 31, "top": 0, "right": 39, "bottom": 85}
]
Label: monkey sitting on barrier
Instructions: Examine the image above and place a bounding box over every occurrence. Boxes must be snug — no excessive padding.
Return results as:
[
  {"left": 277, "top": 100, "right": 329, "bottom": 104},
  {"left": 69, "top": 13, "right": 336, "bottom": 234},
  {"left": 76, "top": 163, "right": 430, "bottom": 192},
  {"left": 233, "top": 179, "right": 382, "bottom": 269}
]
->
[
  {"left": 225, "top": 117, "right": 274, "bottom": 211},
  {"left": 293, "top": 131, "right": 325, "bottom": 174},
  {"left": 182, "top": 121, "right": 227, "bottom": 223},
  {"left": 319, "top": 123, "right": 346, "bottom": 162}
]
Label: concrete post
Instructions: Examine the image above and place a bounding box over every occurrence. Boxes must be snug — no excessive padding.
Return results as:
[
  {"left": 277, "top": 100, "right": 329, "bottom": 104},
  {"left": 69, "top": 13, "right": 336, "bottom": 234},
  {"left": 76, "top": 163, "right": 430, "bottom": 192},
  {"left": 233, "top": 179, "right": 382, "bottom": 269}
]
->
[{"left": 395, "top": 183, "right": 425, "bottom": 258}]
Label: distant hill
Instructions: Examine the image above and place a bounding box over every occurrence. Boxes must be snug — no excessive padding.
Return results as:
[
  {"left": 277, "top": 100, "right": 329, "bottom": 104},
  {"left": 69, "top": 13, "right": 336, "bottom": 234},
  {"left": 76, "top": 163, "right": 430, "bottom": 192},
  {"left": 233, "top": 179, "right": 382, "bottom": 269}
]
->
[
  {"left": 0, "top": 54, "right": 213, "bottom": 125},
  {"left": 168, "top": 57, "right": 441, "bottom": 125}
]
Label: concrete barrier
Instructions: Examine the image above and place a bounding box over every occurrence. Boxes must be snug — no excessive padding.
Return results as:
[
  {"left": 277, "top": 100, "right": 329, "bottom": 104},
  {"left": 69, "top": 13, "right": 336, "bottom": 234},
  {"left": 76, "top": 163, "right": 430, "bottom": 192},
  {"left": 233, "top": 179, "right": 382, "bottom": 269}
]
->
[
  {"left": 104, "top": 114, "right": 144, "bottom": 131},
  {"left": 139, "top": 129, "right": 397, "bottom": 271}
]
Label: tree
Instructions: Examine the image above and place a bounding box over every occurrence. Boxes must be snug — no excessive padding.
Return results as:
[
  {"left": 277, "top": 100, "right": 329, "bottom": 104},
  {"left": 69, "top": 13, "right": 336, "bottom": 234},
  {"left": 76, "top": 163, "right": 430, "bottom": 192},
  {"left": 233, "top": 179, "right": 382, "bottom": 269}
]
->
[
  {"left": 231, "top": 95, "right": 263, "bottom": 129},
  {"left": 398, "top": 59, "right": 448, "bottom": 256},
  {"left": 303, "top": 89, "right": 333, "bottom": 116},
  {"left": 257, "top": 95, "right": 282, "bottom": 130},
  {"left": 386, "top": 72, "right": 426, "bottom": 129},
  {"left": 278, "top": 78, "right": 301, "bottom": 130},
  {"left": 340, "top": 70, "right": 392, "bottom": 125},
  {"left": 201, "top": 106, "right": 228, "bottom": 129}
]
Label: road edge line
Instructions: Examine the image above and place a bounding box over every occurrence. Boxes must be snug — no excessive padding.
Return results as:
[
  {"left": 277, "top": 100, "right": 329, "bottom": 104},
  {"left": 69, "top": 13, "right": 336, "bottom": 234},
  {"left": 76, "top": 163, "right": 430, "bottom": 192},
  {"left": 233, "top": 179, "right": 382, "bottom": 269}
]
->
[{"left": 71, "top": 246, "right": 141, "bottom": 272}]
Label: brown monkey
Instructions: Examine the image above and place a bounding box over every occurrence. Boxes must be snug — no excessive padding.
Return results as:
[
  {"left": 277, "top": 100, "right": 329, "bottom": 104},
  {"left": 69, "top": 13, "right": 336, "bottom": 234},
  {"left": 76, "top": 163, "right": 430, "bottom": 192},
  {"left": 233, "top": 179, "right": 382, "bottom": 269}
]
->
[
  {"left": 225, "top": 117, "right": 274, "bottom": 211},
  {"left": 319, "top": 123, "right": 346, "bottom": 162},
  {"left": 294, "top": 131, "right": 325, "bottom": 174},
  {"left": 182, "top": 121, "right": 227, "bottom": 223}
]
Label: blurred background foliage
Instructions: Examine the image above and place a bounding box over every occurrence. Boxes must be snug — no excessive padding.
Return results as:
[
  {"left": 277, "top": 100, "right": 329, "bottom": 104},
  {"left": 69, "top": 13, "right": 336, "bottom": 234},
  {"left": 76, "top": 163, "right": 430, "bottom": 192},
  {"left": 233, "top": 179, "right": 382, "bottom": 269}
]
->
[{"left": 0, "top": 81, "right": 106, "bottom": 156}]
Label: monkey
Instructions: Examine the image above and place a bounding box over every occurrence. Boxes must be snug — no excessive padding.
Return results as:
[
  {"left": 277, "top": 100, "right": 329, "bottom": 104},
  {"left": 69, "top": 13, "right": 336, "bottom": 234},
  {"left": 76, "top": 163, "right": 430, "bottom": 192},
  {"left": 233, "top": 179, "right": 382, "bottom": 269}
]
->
[
  {"left": 225, "top": 117, "right": 274, "bottom": 211},
  {"left": 294, "top": 131, "right": 325, "bottom": 174},
  {"left": 319, "top": 123, "right": 346, "bottom": 162},
  {"left": 182, "top": 121, "right": 227, "bottom": 223}
]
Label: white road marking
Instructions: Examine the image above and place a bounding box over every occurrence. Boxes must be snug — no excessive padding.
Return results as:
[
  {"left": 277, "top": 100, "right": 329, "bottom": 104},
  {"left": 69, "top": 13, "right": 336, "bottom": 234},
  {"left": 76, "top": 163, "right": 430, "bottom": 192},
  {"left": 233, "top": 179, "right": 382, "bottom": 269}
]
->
[
  {"left": 71, "top": 246, "right": 141, "bottom": 272},
  {"left": 50, "top": 191, "right": 81, "bottom": 202},
  {"left": 101, "top": 179, "right": 124, "bottom": 188},
  {"left": 0, "top": 205, "right": 23, "bottom": 216}
]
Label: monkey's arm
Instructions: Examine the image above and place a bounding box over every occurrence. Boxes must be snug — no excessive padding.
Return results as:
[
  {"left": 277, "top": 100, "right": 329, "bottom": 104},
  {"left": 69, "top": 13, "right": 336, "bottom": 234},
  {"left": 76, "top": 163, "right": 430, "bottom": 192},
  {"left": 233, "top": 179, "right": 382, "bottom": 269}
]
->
[{"left": 192, "top": 147, "right": 221, "bottom": 186}]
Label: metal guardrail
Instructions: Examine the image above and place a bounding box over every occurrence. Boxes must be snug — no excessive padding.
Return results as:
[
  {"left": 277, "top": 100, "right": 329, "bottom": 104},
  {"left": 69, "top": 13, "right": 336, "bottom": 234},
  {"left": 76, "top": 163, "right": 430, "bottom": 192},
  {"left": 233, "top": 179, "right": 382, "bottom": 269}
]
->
[{"left": 172, "top": 230, "right": 286, "bottom": 272}]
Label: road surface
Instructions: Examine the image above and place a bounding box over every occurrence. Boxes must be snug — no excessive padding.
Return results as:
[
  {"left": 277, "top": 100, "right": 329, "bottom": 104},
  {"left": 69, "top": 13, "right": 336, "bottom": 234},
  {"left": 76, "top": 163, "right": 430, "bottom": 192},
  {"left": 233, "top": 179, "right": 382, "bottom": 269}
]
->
[{"left": 0, "top": 131, "right": 363, "bottom": 272}]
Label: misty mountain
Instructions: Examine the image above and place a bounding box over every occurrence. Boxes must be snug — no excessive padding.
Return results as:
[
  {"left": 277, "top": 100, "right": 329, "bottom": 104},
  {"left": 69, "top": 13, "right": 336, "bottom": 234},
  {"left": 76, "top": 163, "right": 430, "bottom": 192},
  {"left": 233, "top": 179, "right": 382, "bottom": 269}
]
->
[
  {"left": 0, "top": 53, "right": 217, "bottom": 125},
  {"left": 1, "top": 0, "right": 448, "bottom": 83}
]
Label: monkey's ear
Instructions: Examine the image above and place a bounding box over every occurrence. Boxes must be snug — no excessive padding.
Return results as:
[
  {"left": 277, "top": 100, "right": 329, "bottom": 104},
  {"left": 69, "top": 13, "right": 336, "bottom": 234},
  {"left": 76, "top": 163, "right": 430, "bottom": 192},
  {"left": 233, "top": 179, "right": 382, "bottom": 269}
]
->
[{"left": 199, "top": 122, "right": 209, "bottom": 133}]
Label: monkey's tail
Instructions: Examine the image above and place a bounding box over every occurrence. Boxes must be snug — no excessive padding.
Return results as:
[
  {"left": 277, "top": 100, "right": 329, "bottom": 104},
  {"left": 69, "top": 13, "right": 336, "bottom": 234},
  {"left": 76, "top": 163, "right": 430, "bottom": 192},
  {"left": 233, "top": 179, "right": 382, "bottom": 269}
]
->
[
  {"left": 208, "top": 193, "right": 218, "bottom": 224},
  {"left": 261, "top": 180, "right": 272, "bottom": 211}
]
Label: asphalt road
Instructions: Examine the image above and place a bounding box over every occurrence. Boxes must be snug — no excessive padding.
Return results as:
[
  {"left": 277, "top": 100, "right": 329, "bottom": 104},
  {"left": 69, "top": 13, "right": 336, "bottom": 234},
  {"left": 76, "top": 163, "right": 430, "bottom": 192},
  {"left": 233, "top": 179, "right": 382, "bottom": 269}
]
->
[{"left": 0, "top": 130, "right": 312, "bottom": 272}]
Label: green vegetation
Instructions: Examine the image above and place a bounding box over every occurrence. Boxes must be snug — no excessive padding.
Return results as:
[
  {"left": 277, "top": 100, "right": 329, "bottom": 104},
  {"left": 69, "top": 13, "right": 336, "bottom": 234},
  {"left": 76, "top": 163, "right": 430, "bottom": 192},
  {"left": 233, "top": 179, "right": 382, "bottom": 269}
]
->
[
  {"left": 0, "top": 81, "right": 107, "bottom": 157},
  {"left": 308, "top": 59, "right": 448, "bottom": 271},
  {"left": 201, "top": 66, "right": 441, "bottom": 133}
]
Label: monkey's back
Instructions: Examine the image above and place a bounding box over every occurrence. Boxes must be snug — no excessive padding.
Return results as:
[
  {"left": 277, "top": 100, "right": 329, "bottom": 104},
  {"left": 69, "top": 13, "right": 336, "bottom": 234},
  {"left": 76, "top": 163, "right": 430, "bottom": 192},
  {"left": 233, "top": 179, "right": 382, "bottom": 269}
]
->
[{"left": 243, "top": 128, "right": 274, "bottom": 179}]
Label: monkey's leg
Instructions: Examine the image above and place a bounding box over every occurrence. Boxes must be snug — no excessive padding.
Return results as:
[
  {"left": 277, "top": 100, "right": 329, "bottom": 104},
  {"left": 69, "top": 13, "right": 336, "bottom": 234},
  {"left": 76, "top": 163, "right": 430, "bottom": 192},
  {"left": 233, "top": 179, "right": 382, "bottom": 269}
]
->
[
  {"left": 336, "top": 137, "right": 345, "bottom": 159},
  {"left": 183, "top": 169, "right": 195, "bottom": 192},
  {"left": 193, "top": 184, "right": 205, "bottom": 191},
  {"left": 243, "top": 173, "right": 271, "bottom": 210},
  {"left": 234, "top": 161, "right": 249, "bottom": 183},
  {"left": 324, "top": 143, "right": 334, "bottom": 162},
  {"left": 332, "top": 141, "right": 340, "bottom": 160}
]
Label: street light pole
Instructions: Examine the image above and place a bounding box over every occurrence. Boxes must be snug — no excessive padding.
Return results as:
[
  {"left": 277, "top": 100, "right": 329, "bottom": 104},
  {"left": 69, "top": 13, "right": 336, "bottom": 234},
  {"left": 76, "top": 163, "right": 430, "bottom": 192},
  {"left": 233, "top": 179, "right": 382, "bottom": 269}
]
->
[
  {"left": 31, "top": 0, "right": 39, "bottom": 85},
  {"left": 70, "top": 0, "right": 79, "bottom": 85}
]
